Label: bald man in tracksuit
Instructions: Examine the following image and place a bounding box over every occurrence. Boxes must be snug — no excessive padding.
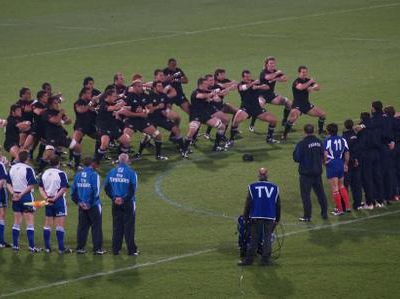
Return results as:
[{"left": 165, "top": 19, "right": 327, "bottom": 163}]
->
[
  {"left": 238, "top": 168, "right": 281, "bottom": 266},
  {"left": 104, "top": 154, "right": 138, "bottom": 256}
]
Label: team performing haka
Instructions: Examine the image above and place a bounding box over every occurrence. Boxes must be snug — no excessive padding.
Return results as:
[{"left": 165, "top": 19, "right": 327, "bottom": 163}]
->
[
  {"left": 1, "top": 57, "right": 328, "bottom": 170},
  {"left": 1, "top": 57, "right": 400, "bottom": 255}
]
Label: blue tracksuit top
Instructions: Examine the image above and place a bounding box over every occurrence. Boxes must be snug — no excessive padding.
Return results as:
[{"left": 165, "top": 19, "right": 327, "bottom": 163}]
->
[
  {"left": 104, "top": 163, "right": 137, "bottom": 202},
  {"left": 71, "top": 167, "right": 101, "bottom": 208}
]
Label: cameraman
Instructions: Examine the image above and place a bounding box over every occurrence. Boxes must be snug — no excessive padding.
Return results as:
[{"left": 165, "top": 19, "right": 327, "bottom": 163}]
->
[{"left": 238, "top": 168, "right": 280, "bottom": 266}]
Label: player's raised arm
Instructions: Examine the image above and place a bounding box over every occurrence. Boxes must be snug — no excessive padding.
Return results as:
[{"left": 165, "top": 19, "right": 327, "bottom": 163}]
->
[
  {"left": 296, "top": 78, "right": 316, "bottom": 90},
  {"left": 307, "top": 81, "right": 320, "bottom": 92}
]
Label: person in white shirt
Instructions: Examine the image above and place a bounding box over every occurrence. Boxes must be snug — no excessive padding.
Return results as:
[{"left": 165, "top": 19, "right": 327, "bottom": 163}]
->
[
  {"left": 6, "top": 151, "right": 39, "bottom": 252},
  {"left": 39, "top": 156, "right": 72, "bottom": 254}
]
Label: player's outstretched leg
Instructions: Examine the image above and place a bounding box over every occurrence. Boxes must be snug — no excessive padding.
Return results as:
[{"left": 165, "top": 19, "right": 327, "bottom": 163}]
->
[
  {"left": 258, "top": 112, "right": 279, "bottom": 144},
  {"left": 307, "top": 106, "right": 326, "bottom": 135},
  {"left": 229, "top": 109, "right": 248, "bottom": 144},
  {"left": 282, "top": 109, "right": 301, "bottom": 141}
]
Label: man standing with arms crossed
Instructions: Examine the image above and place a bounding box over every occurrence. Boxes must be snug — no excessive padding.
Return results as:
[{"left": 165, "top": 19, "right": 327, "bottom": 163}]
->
[{"left": 104, "top": 153, "right": 139, "bottom": 256}]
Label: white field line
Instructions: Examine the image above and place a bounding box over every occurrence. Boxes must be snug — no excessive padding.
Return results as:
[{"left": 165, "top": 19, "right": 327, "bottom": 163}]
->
[
  {"left": 1, "top": 209, "right": 399, "bottom": 298},
  {"left": 240, "top": 33, "right": 289, "bottom": 38},
  {"left": 1, "top": 2, "right": 399, "bottom": 59},
  {"left": 0, "top": 23, "right": 106, "bottom": 31},
  {"left": 0, "top": 248, "right": 216, "bottom": 298},
  {"left": 337, "top": 227, "right": 400, "bottom": 235},
  {"left": 241, "top": 34, "right": 394, "bottom": 43},
  {"left": 335, "top": 37, "right": 389, "bottom": 42}
]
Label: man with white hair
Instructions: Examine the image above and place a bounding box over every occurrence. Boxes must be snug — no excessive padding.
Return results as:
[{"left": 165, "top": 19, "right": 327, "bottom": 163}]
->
[{"left": 104, "top": 153, "right": 139, "bottom": 256}]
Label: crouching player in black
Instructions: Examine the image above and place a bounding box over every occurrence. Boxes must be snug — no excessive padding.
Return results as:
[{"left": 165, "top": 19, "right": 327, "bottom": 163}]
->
[
  {"left": 39, "top": 97, "right": 82, "bottom": 173},
  {"left": 4, "top": 105, "right": 31, "bottom": 161},
  {"left": 229, "top": 70, "right": 279, "bottom": 144},
  {"left": 94, "top": 88, "right": 131, "bottom": 164},
  {"left": 70, "top": 87, "right": 98, "bottom": 166},
  {"left": 153, "top": 69, "right": 180, "bottom": 127},
  {"left": 21, "top": 90, "right": 49, "bottom": 161},
  {"left": 39, "top": 156, "right": 72, "bottom": 254},
  {"left": 16, "top": 87, "right": 34, "bottom": 147},
  {"left": 182, "top": 78, "right": 229, "bottom": 156},
  {"left": 203, "top": 70, "right": 238, "bottom": 140},
  {"left": 282, "top": 66, "right": 326, "bottom": 140},
  {"left": 238, "top": 168, "right": 281, "bottom": 266},
  {"left": 255, "top": 56, "right": 292, "bottom": 129},
  {"left": 145, "top": 81, "right": 185, "bottom": 153},
  {"left": 118, "top": 79, "right": 168, "bottom": 161},
  {"left": 163, "top": 58, "right": 190, "bottom": 114}
]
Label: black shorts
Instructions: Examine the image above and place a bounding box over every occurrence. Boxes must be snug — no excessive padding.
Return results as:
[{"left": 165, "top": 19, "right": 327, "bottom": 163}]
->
[
  {"left": 211, "top": 101, "right": 224, "bottom": 112},
  {"left": 241, "top": 105, "right": 266, "bottom": 119},
  {"left": 263, "top": 92, "right": 278, "bottom": 103},
  {"left": 190, "top": 109, "right": 212, "bottom": 123},
  {"left": 151, "top": 116, "right": 175, "bottom": 131},
  {"left": 30, "top": 123, "right": 44, "bottom": 138},
  {"left": 74, "top": 122, "right": 97, "bottom": 138},
  {"left": 97, "top": 127, "right": 123, "bottom": 141},
  {"left": 292, "top": 101, "right": 314, "bottom": 114},
  {"left": 173, "top": 94, "right": 189, "bottom": 106},
  {"left": 4, "top": 139, "right": 18, "bottom": 152},
  {"left": 46, "top": 135, "right": 71, "bottom": 148},
  {"left": 124, "top": 118, "right": 152, "bottom": 132}
]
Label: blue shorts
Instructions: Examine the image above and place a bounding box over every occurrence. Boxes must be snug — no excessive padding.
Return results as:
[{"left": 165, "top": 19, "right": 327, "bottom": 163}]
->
[
  {"left": 0, "top": 188, "right": 8, "bottom": 208},
  {"left": 326, "top": 160, "right": 344, "bottom": 179},
  {"left": 45, "top": 198, "right": 67, "bottom": 217},
  {"left": 12, "top": 193, "right": 35, "bottom": 213}
]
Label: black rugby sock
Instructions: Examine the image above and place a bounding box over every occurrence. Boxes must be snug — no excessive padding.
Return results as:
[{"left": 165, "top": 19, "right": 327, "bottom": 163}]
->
[
  {"left": 283, "top": 121, "right": 293, "bottom": 136},
  {"left": 155, "top": 140, "right": 162, "bottom": 157},
  {"left": 283, "top": 108, "right": 290, "bottom": 124},
  {"left": 267, "top": 124, "right": 276, "bottom": 140},
  {"left": 318, "top": 117, "right": 325, "bottom": 134},
  {"left": 230, "top": 126, "right": 238, "bottom": 141},
  {"left": 176, "top": 137, "right": 184, "bottom": 150},
  {"left": 36, "top": 143, "right": 45, "bottom": 161},
  {"left": 250, "top": 116, "right": 256, "bottom": 127}
]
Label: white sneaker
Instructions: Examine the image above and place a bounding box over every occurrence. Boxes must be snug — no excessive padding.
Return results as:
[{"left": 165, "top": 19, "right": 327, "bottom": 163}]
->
[
  {"left": 203, "top": 133, "right": 210, "bottom": 140},
  {"left": 248, "top": 126, "right": 255, "bottom": 133},
  {"left": 156, "top": 155, "right": 169, "bottom": 161},
  {"left": 267, "top": 138, "right": 280, "bottom": 144},
  {"left": 224, "top": 140, "right": 234, "bottom": 149},
  {"left": 365, "top": 204, "right": 374, "bottom": 210},
  {"left": 213, "top": 146, "right": 226, "bottom": 152},
  {"left": 330, "top": 209, "right": 344, "bottom": 216},
  {"left": 29, "top": 247, "right": 42, "bottom": 253}
]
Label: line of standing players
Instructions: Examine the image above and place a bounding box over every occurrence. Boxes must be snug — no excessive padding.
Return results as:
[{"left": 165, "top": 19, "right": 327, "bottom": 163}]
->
[
  {"left": 344, "top": 102, "right": 400, "bottom": 209},
  {"left": 2, "top": 57, "right": 328, "bottom": 170}
]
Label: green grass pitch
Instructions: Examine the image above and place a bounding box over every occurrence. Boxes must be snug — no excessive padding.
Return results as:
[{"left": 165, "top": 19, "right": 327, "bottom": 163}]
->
[{"left": 1, "top": 0, "right": 400, "bottom": 298}]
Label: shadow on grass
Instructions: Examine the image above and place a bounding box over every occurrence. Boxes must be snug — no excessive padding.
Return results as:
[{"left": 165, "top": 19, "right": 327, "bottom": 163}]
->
[{"left": 215, "top": 241, "right": 295, "bottom": 297}]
